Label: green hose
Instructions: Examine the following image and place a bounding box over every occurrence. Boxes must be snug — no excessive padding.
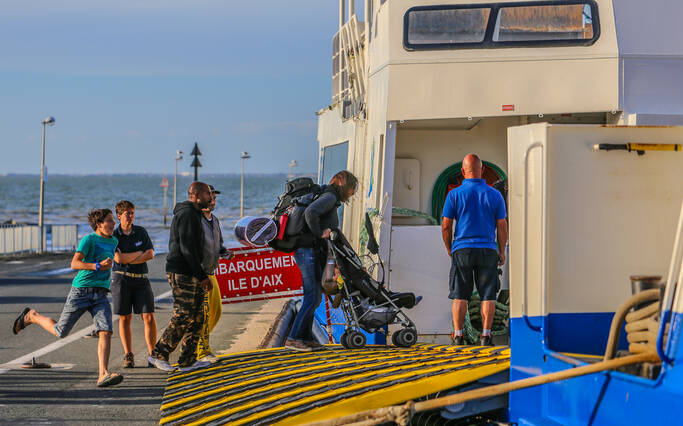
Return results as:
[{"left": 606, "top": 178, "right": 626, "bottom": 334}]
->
[{"left": 431, "top": 161, "right": 507, "bottom": 221}]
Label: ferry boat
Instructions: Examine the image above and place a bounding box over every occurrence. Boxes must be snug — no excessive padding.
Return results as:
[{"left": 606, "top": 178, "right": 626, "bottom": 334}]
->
[
  {"left": 158, "top": 1, "right": 683, "bottom": 424},
  {"left": 313, "top": 0, "right": 683, "bottom": 423}
]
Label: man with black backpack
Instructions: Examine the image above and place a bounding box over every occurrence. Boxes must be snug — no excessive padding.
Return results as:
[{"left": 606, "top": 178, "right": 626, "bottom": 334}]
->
[{"left": 283, "top": 170, "right": 358, "bottom": 352}]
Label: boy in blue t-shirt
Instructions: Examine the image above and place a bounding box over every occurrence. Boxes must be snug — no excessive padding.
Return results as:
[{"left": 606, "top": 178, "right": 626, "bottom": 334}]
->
[{"left": 11, "top": 209, "right": 124, "bottom": 387}]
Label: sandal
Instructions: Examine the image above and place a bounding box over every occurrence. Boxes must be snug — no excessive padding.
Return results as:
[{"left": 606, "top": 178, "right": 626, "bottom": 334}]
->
[
  {"left": 97, "top": 372, "right": 124, "bottom": 387},
  {"left": 12, "top": 307, "right": 31, "bottom": 335}
]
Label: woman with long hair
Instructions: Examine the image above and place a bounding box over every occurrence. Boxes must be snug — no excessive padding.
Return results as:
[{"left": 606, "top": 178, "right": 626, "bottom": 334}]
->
[{"left": 285, "top": 170, "right": 358, "bottom": 351}]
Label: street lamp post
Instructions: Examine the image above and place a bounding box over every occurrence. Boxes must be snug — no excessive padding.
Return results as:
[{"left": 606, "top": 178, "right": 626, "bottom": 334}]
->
[
  {"left": 288, "top": 160, "right": 298, "bottom": 180},
  {"left": 174, "top": 150, "right": 183, "bottom": 207},
  {"left": 39, "top": 116, "right": 55, "bottom": 253},
  {"left": 240, "top": 151, "right": 250, "bottom": 217}
]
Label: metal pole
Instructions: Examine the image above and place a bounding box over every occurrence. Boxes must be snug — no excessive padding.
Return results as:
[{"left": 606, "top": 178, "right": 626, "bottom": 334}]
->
[
  {"left": 240, "top": 157, "right": 245, "bottom": 218},
  {"left": 163, "top": 186, "right": 168, "bottom": 226},
  {"left": 38, "top": 123, "right": 46, "bottom": 253},
  {"left": 174, "top": 158, "right": 177, "bottom": 207},
  {"left": 349, "top": 0, "right": 355, "bottom": 19},
  {"left": 339, "top": 0, "right": 346, "bottom": 100}
]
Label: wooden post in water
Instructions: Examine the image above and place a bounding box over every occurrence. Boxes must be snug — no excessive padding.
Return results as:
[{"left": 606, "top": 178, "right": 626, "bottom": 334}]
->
[{"left": 160, "top": 177, "right": 170, "bottom": 226}]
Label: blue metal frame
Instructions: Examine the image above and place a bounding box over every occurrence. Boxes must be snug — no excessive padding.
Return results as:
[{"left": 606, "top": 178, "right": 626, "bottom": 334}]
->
[{"left": 509, "top": 311, "right": 683, "bottom": 424}]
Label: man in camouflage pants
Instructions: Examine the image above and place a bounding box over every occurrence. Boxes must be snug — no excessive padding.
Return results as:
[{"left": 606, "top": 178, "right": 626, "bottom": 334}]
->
[{"left": 148, "top": 182, "right": 214, "bottom": 372}]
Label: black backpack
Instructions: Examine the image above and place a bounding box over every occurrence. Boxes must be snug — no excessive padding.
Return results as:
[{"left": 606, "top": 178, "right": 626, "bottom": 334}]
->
[{"left": 268, "top": 177, "right": 322, "bottom": 252}]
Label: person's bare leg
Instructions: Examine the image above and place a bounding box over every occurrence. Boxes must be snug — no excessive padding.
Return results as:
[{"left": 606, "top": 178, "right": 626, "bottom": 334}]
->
[
  {"left": 141, "top": 313, "right": 157, "bottom": 355},
  {"left": 451, "top": 299, "right": 468, "bottom": 331},
  {"left": 98, "top": 331, "right": 113, "bottom": 381},
  {"left": 480, "top": 300, "right": 496, "bottom": 331},
  {"left": 119, "top": 314, "right": 133, "bottom": 354},
  {"left": 25, "top": 309, "right": 58, "bottom": 337}
]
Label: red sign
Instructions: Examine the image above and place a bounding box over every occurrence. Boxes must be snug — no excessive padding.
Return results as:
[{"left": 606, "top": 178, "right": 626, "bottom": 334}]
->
[
  {"left": 160, "top": 177, "right": 169, "bottom": 188},
  {"left": 502, "top": 104, "right": 515, "bottom": 112},
  {"left": 215, "top": 247, "right": 303, "bottom": 304}
]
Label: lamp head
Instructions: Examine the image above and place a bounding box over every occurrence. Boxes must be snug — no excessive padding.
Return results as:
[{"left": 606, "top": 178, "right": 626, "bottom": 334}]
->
[
  {"left": 241, "top": 151, "right": 251, "bottom": 159},
  {"left": 176, "top": 150, "right": 183, "bottom": 160},
  {"left": 42, "top": 116, "right": 56, "bottom": 126}
]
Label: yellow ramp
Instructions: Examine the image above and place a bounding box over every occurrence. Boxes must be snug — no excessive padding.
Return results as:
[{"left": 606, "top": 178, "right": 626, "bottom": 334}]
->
[{"left": 159, "top": 344, "right": 510, "bottom": 426}]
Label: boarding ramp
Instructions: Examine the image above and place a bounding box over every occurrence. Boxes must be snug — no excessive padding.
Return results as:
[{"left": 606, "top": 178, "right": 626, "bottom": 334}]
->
[{"left": 159, "top": 344, "right": 509, "bottom": 425}]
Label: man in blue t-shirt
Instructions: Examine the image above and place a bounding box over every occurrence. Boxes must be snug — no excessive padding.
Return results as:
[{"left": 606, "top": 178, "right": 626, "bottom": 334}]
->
[
  {"left": 12, "top": 208, "right": 124, "bottom": 387},
  {"left": 442, "top": 154, "right": 508, "bottom": 346}
]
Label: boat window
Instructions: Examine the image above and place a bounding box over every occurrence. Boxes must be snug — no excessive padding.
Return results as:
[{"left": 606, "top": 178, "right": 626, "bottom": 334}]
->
[
  {"left": 404, "top": 1, "right": 599, "bottom": 50},
  {"left": 493, "top": 4, "right": 594, "bottom": 42},
  {"left": 406, "top": 8, "right": 491, "bottom": 45}
]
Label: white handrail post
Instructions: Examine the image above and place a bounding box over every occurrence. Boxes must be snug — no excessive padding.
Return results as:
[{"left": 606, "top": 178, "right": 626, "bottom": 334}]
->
[{"left": 39, "top": 122, "right": 46, "bottom": 253}]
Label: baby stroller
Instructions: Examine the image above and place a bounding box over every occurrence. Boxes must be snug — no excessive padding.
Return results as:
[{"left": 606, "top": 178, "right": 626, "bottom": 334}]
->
[{"left": 326, "top": 214, "right": 421, "bottom": 349}]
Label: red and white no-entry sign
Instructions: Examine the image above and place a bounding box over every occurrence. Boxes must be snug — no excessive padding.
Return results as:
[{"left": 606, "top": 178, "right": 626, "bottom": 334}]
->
[{"left": 215, "top": 247, "right": 303, "bottom": 304}]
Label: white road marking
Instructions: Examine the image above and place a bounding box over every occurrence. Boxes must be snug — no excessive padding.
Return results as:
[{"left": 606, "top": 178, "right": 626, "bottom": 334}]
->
[{"left": 0, "top": 289, "right": 173, "bottom": 375}]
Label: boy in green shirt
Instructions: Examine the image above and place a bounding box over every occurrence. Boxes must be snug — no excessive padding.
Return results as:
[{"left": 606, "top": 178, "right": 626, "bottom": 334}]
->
[{"left": 12, "top": 209, "right": 124, "bottom": 387}]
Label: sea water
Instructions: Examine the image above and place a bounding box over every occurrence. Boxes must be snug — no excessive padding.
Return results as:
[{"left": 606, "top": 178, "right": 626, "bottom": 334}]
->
[{"left": 0, "top": 174, "right": 294, "bottom": 252}]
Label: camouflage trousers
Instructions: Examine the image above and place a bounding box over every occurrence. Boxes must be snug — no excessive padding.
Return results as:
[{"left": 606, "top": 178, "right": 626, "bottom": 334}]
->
[{"left": 151, "top": 273, "right": 205, "bottom": 367}]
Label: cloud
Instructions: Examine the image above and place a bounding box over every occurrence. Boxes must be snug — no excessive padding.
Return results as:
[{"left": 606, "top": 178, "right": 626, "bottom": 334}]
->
[{"left": 126, "top": 130, "right": 143, "bottom": 138}]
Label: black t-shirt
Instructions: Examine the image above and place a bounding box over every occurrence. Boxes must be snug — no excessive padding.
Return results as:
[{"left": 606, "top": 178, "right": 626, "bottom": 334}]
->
[{"left": 113, "top": 224, "right": 154, "bottom": 274}]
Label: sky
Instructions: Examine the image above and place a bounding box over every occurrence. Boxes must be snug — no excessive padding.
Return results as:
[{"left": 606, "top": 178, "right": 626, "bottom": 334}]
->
[{"left": 0, "top": 1, "right": 360, "bottom": 175}]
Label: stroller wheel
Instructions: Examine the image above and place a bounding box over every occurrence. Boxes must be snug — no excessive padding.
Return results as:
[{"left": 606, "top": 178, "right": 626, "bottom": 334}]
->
[
  {"left": 393, "top": 328, "right": 418, "bottom": 347},
  {"left": 340, "top": 331, "right": 350, "bottom": 349},
  {"left": 346, "top": 330, "right": 366, "bottom": 349}
]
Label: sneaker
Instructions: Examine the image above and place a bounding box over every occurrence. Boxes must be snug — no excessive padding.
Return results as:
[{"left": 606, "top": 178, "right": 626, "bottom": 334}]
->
[
  {"left": 284, "top": 338, "right": 312, "bottom": 352},
  {"left": 178, "top": 360, "right": 211, "bottom": 372},
  {"left": 452, "top": 333, "right": 464, "bottom": 346},
  {"left": 198, "top": 354, "right": 219, "bottom": 363},
  {"left": 123, "top": 353, "right": 134, "bottom": 368},
  {"left": 83, "top": 329, "right": 99, "bottom": 339},
  {"left": 304, "top": 340, "right": 324, "bottom": 349},
  {"left": 479, "top": 335, "right": 494, "bottom": 346},
  {"left": 147, "top": 356, "right": 175, "bottom": 372}
]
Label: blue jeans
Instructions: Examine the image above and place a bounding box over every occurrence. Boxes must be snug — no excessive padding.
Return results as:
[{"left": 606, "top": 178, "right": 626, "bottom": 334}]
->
[
  {"left": 54, "top": 286, "right": 113, "bottom": 337},
  {"left": 288, "top": 247, "right": 322, "bottom": 342}
]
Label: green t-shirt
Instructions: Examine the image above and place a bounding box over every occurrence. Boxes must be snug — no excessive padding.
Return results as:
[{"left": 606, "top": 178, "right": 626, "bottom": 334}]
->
[{"left": 72, "top": 233, "right": 118, "bottom": 289}]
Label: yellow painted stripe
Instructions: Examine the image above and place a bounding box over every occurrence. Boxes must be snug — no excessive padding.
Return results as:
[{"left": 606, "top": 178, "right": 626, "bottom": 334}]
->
[
  {"left": 164, "top": 346, "right": 435, "bottom": 395},
  {"left": 159, "top": 346, "right": 510, "bottom": 426},
  {"left": 162, "top": 350, "right": 479, "bottom": 411},
  {"left": 166, "top": 346, "right": 413, "bottom": 387},
  {"left": 277, "top": 361, "right": 509, "bottom": 425},
  {"left": 162, "top": 350, "right": 461, "bottom": 406},
  {"left": 173, "top": 353, "right": 509, "bottom": 426},
  {"left": 188, "top": 360, "right": 508, "bottom": 425}
]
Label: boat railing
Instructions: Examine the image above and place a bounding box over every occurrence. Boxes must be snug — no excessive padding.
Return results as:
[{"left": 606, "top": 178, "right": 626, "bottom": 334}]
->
[
  {"left": 657, "top": 200, "right": 683, "bottom": 364},
  {"left": 0, "top": 223, "right": 79, "bottom": 255}
]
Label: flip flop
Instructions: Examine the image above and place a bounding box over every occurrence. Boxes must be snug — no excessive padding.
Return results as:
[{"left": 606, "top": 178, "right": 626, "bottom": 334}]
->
[
  {"left": 97, "top": 372, "right": 124, "bottom": 388},
  {"left": 12, "top": 307, "right": 31, "bottom": 335}
]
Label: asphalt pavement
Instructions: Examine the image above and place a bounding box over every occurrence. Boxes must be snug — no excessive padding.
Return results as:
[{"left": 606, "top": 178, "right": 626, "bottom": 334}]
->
[{"left": 0, "top": 252, "right": 274, "bottom": 425}]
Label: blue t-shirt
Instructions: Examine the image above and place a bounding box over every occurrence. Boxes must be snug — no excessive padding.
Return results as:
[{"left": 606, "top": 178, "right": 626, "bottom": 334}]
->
[
  {"left": 442, "top": 178, "right": 507, "bottom": 253},
  {"left": 71, "top": 233, "right": 118, "bottom": 289}
]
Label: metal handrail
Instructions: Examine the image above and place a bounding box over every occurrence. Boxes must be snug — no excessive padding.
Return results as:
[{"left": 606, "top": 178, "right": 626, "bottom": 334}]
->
[
  {"left": 521, "top": 142, "right": 546, "bottom": 332},
  {"left": 657, "top": 200, "right": 683, "bottom": 364}
]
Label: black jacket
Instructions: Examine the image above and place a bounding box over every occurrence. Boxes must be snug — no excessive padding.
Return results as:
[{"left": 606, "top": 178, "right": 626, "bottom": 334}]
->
[
  {"left": 304, "top": 185, "right": 342, "bottom": 238},
  {"left": 166, "top": 201, "right": 208, "bottom": 281}
]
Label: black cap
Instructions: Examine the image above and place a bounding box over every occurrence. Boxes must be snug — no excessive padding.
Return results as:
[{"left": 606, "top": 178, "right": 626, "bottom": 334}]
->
[{"left": 208, "top": 184, "right": 221, "bottom": 194}]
